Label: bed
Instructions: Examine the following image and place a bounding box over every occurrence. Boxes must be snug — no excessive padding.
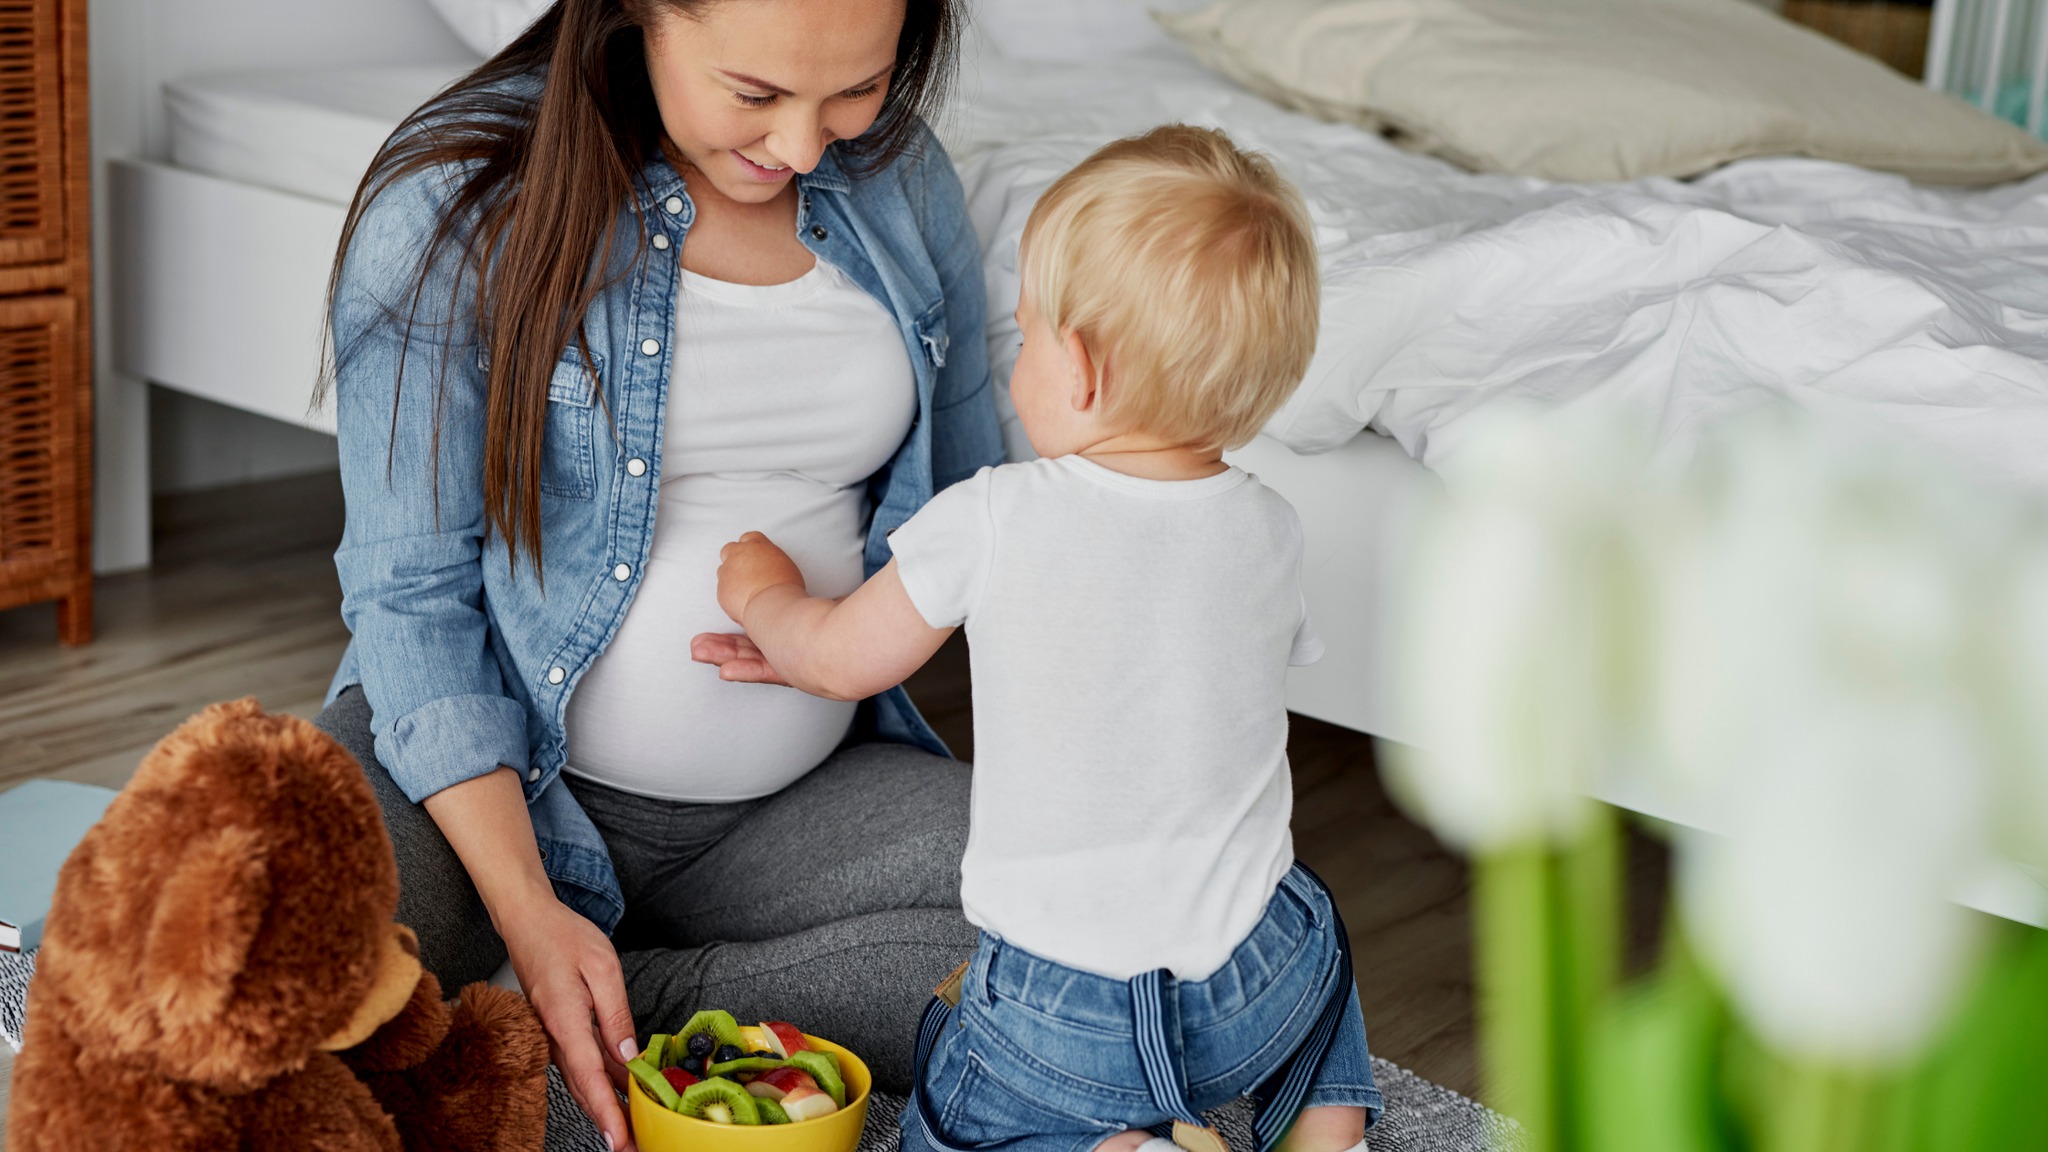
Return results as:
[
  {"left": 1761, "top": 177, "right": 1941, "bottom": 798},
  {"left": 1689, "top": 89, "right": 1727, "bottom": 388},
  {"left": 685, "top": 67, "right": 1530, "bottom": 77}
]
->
[{"left": 107, "top": 0, "right": 2048, "bottom": 923}]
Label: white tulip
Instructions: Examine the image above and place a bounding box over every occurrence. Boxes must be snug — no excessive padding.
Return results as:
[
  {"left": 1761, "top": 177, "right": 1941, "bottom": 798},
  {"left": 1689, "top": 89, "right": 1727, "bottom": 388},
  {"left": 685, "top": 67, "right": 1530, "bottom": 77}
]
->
[
  {"left": 1990, "top": 534, "right": 2048, "bottom": 876},
  {"left": 1653, "top": 410, "right": 1998, "bottom": 1060},
  {"left": 1387, "top": 402, "right": 1653, "bottom": 851},
  {"left": 1389, "top": 397, "right": 2023, "bottom": 1060}
]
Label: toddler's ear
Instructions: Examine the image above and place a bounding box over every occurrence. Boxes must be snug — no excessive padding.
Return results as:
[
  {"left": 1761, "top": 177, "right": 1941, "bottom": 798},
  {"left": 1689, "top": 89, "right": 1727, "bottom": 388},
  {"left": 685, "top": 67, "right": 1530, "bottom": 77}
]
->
[{"left": 1063, "top": 328, "right": 1103, "bottom": 413}]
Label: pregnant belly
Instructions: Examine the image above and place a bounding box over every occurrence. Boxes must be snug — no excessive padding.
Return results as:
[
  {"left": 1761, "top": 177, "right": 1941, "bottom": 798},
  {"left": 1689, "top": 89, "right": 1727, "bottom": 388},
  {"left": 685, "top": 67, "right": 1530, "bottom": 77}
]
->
[{"left": 563, "top": 474, "right": 868, "bottom": 802}]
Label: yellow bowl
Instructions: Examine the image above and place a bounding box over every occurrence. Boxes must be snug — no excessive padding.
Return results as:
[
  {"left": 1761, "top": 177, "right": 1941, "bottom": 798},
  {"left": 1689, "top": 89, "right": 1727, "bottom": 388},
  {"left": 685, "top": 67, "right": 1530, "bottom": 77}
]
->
[{"left": 629, "top": 1033, "right": 874, "bottom": 1152}]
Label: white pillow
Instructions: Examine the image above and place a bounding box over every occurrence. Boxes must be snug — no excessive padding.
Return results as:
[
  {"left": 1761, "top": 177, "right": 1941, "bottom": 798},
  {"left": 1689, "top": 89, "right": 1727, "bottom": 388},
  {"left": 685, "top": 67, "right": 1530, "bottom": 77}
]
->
[
  {"left": 1157, "top": 0, "right": 2048, "bottom": 184},
  {"left": 974, "top": 0, "right": 1211, "bottom": 63},
  {"left": 423, "top": 0, "right": 550, "bottom": 58}
]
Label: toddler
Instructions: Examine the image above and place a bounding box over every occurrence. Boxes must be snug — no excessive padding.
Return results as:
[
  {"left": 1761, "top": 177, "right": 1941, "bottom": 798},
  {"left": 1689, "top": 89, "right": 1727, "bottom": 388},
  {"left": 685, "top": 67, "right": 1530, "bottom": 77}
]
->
[{"left": 692, "top": 125, "right": 1378, "bottom": 1152}]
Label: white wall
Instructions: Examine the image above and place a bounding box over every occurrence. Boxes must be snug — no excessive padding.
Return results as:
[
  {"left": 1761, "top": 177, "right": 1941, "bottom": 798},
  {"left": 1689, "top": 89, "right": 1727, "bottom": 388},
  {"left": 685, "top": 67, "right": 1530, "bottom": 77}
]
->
[{"left": 90, "top": 0, "right": 473, "bottom": 568}]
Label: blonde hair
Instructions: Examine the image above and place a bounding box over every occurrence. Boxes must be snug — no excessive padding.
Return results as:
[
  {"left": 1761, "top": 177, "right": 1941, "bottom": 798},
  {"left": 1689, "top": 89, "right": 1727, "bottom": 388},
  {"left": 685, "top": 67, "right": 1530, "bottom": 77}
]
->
[{"left": 1020, "top": 124, "right": 1319, "bottom": 452}]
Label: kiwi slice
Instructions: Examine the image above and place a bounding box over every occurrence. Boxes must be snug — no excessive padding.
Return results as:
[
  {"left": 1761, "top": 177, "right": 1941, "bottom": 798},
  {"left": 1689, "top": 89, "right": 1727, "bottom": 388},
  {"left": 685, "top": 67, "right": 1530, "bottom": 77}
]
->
[
  {"left": 756, "top": 1097, "right": 792, "bottom": 1125},
  {"left": 675, "top": 1010, "right": 747, "bottom": 1061},
  {"left": 789, "top": 1050, "right": 846, "bottom": 1107},
  {"left": 627, "top": 1058, "right": 681, "bottom": 1111},
  {"left": 677, "top": 1077, "right": 762, "bottom": 1125},
  {"left": 645, "top": 1033, "right": 672, "bottom": 1069},
  {"left": 706, "top": 1055, "right": 786, "bottom": 1077}
]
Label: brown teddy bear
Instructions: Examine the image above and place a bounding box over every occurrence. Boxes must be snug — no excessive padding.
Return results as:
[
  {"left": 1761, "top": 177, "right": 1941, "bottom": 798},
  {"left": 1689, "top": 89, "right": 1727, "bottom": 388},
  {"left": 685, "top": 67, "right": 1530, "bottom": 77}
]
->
[{"left": 9, "top": 699, "right": 552, "bottom": 1152}]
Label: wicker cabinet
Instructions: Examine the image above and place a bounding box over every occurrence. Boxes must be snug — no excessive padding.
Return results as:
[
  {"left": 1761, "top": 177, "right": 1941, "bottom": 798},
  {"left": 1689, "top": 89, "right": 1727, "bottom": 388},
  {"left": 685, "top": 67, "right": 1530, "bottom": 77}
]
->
[{"left": 0, "top": 0, "right": 92, "bottom": 645}]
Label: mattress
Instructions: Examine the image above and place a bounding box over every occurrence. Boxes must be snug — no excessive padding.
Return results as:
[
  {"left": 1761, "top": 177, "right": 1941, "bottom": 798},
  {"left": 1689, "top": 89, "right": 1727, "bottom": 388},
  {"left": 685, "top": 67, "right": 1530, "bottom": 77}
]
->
[{"left": 165, "top": 64, "right": 476, "bottom": 205}]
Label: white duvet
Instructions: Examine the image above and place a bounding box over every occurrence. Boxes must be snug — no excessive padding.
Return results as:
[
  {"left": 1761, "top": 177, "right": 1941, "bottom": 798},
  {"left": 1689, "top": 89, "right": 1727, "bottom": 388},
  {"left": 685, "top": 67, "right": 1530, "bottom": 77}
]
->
[{"left": 945, "top": 49, "right": 2048, "bottom": 488}]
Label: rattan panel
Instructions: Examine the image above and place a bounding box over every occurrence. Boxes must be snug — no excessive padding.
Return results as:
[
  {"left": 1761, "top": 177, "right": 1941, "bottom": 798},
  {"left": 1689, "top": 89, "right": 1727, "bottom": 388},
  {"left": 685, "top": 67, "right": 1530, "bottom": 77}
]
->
[
  {"left": 0, "top": 0, "right": 62, "bottom": 269},
  {"left": 0, "top": 294, "right": 73, "bottom": 578}
]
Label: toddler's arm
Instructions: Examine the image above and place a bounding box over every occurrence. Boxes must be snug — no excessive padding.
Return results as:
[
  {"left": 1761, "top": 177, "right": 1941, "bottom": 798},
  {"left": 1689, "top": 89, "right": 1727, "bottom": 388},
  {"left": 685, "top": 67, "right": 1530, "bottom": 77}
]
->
[{"left": 689, "top": 531, "right": 952, "bottom": 701}]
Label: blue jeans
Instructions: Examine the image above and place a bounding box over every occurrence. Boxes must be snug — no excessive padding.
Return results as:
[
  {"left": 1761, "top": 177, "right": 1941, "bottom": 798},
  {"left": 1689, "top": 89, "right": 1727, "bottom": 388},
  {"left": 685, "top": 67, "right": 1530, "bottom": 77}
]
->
[{"left": 902, "top": 865, "right": 1382, "bottom": 1152}]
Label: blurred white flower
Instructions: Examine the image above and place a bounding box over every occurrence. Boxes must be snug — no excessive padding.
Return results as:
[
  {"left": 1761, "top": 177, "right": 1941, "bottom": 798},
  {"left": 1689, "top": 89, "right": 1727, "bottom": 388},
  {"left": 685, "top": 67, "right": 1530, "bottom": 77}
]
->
[
  {"left": 1388, "top": 396, "right": 2029, "bottom": 1061},
  {"left": 1386, "top": 402, "right": 1655, "bottom": 851},
  {"left": 1651, "top": 410, "right": 2000, "bottom": 1061},
  {"left": 1989, "top": 532, "right": 2048, "bottom": 875}
]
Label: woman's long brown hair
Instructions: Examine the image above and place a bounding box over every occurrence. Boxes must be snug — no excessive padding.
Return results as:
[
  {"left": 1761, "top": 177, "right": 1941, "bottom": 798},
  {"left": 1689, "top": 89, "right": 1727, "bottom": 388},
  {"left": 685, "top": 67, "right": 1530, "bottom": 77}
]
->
[{"left": 321, "top": 0, "right": 956, "bottom": 576}]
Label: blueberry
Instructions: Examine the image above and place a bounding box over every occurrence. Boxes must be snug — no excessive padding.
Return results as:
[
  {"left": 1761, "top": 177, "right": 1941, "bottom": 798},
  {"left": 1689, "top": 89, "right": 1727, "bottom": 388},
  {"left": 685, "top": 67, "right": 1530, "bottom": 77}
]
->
[
  {"left": 714, "top": 1044, "right": 743, "bottom": 1064},
  {"left": 687, "top": 1032, "right": 715, "bottom": 1059},
  {"left": 752, "top": 1050, "right": 775, "bottom": 1060},
  {"left": 681, "top": 1056, "right": 703, "bottom": 1075}
]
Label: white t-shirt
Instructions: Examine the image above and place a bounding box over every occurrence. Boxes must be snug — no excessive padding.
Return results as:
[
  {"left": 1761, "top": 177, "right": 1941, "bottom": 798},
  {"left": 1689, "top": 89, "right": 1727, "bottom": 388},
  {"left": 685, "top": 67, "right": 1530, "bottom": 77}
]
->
[
  {"left": 565, "top": 259, "right": 916, "bottom": 801},
  {"left": 890, "top": 456, "right": 1323, "bottom": 980}
]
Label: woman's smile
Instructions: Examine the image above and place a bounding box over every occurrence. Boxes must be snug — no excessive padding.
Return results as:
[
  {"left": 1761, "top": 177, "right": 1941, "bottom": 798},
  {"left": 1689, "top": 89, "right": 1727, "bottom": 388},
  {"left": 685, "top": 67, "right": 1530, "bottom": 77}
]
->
[{"left": 733, "top": 150, "right": 793, "bottom": 181}]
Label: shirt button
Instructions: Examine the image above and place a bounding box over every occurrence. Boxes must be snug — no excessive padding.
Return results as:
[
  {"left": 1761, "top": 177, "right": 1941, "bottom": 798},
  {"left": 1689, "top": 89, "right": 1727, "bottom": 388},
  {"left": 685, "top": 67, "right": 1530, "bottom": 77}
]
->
[
  {"left": 641, "top": 338, "right": 661, "bottom": 356},
  {"left": 547, "top": 666, "right": 566, "bottom": 685},
  {"left": 526, "top": 767, "right": 541, "bottom": 784},
  {"left": 626, "top": 457, "right": 648, "bottom": 477},
  {"left": 811, "top": 224, "right": 828, "bottom": 241},
  {"left": 651, "top": 233, "right": 671, "bottom": 251},
  {"left": 665, "top": 195, "right": 684, "bottom": 215},
  {"left": 613, "top": 563, "right": 632, "bottom": 581}
]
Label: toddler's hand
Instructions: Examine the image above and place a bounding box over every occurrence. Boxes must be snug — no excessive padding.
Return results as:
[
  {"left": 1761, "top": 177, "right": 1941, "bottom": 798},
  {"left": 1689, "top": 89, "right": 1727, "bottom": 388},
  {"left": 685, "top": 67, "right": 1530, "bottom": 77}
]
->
[
  {"left": 689, "top": 632, "right": 791, "bottom": 686},
  {"left": 716, "top": 531, "right": 804, "bottom": 626}
]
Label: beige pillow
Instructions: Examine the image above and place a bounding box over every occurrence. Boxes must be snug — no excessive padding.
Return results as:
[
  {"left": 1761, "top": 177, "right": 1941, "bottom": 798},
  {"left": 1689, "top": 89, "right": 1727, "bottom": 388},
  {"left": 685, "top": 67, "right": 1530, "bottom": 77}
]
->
[{"left": 1157, "top": 0, "right": 2048, "bottom": 184}]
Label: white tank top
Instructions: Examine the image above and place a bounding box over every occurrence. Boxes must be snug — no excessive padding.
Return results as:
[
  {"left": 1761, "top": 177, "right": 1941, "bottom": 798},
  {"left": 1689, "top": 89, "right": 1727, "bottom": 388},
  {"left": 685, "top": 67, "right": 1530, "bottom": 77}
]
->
[{"left": 563, "top": 258, "right": 917, "bottom": 801}]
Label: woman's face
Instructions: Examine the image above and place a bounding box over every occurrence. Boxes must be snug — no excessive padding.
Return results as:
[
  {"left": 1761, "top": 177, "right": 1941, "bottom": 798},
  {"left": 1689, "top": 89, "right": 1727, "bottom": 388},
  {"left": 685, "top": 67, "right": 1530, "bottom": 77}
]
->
[{"left": 643, "top": 0, "right": 906, "bottom": 205}]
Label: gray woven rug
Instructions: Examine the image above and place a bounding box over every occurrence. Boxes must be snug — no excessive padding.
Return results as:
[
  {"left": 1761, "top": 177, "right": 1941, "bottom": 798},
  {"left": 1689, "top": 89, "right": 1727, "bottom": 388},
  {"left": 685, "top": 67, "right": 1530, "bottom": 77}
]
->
[{"left": 5, "top": 950, "right": 1518, "bottom": 1151}]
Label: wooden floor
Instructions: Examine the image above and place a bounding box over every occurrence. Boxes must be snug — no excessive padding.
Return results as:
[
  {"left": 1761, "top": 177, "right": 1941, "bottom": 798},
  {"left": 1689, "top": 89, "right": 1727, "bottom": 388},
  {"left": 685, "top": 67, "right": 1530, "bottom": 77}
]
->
[{"left": 0, "top": 472, "right": 1484, "bottom": 1099}]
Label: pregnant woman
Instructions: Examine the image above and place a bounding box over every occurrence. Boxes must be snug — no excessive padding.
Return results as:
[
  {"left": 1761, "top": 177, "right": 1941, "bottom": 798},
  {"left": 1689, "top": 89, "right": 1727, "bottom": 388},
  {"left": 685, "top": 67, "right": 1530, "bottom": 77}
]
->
[{"left": 314, "top": 0, "right": 1000, "bottom": 1147}]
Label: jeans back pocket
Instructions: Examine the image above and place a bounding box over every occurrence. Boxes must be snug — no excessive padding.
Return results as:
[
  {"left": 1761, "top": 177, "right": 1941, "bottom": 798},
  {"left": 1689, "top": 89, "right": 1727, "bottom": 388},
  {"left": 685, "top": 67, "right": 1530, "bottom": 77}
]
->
[{"left": 936, "top": 1051, "right": 1122, "bottom": 1149}]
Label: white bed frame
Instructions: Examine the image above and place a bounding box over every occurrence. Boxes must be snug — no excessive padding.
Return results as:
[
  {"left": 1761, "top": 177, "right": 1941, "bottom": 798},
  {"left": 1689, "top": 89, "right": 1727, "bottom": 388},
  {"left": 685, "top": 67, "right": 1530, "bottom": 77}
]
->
[{"left": 110, "top": 159, "right": 342, "bottom": 435}]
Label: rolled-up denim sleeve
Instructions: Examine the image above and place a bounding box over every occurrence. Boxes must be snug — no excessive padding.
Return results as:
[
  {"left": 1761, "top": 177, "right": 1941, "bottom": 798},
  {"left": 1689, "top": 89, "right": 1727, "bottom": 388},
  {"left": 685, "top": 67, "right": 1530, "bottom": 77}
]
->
[
  {"left": 330, "top": 164, "right": 529, "bottom": 802},
  {"left": 918, "top": 127, "right": 1007, "bottom": 491}
]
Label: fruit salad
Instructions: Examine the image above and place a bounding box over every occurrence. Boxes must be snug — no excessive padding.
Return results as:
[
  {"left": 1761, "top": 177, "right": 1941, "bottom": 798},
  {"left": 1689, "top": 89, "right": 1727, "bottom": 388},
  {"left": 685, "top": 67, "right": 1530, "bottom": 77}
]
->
[{"left": 626, "top": 1010, "right": 851, "bottom": 1126}]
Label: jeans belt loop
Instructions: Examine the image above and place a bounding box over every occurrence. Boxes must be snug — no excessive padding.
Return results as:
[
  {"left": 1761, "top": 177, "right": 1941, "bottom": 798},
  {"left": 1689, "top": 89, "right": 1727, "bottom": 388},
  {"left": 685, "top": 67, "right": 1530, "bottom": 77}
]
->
[
  {"left": 979, "top": 938, "right": 1000, "bottom": 1007},
  {"left": 1129, "top": 968, "right": 1205, "bottom": 1128}
]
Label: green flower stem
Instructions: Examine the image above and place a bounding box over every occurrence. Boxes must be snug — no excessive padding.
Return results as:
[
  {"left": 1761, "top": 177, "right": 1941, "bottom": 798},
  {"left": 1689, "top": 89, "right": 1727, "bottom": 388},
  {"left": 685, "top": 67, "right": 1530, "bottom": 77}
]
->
[
  {"left": 1764, "top": 1063, "right": 1886, "bottom": 1152},
  {"left": 1474, "top": 807, "right": 1621, "bottom": 1152},
  {"left": 1476, "top": 842, "right": 1561, "bottom": 1152}
]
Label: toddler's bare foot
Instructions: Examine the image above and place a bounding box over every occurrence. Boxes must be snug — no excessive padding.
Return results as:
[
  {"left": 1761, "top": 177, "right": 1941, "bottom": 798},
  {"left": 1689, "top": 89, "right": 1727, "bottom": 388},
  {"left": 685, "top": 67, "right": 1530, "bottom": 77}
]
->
[
  {"left": 1277, "top": 1105, "right": 1367, "bottom": 1152},
  {"left": 1094, "top": 1132, "right": 1156, "bottom": 1152}
]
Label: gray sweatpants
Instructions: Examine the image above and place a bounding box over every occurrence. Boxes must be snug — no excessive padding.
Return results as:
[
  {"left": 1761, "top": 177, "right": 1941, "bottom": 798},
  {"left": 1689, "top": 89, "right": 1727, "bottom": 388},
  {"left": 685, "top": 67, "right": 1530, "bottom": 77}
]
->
[{"left": 316, "top": 687, "right": 978, "bottom": 1092}]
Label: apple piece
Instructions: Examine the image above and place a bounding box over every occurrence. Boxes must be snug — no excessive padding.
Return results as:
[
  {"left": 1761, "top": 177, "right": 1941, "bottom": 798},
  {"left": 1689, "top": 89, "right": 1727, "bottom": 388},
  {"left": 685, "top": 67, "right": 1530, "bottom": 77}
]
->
[
  {"left": 788, "top": 1049, "right": 847, "bottom": 1107},
  {"left": 747, "top": 1067, "right": 818, "bottom": 1101},
  {"left": 662, "top": 1066, "right": 700, "bottom": 1094},
  {"left": 780, "top": 1084, "right": 839, "bottom": 1123},
  {"left": 759, "top": 1021, "right": 809, "bottom": 1058}
]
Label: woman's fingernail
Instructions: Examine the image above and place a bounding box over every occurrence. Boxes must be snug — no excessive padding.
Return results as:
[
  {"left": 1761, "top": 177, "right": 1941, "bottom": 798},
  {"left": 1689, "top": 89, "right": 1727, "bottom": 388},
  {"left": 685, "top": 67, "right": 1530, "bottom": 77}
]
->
[
  {"left": 620, "top": 1038, "right": 638, "bottom": 1062},
  {"left": 605, "top": 1133, "right": 617, "bottom": 1152}
]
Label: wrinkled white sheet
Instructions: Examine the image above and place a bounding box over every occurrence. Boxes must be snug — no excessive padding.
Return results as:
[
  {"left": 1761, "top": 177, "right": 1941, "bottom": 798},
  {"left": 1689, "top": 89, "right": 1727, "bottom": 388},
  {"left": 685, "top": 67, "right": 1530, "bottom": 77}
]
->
[{"left": 945, "top": 50, "right": 2048, "bottom": 487}]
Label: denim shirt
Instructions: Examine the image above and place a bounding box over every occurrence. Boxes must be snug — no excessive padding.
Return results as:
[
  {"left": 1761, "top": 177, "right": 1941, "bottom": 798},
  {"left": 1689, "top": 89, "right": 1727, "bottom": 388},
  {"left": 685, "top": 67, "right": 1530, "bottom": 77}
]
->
[{"left": 324, "top": 112, "right": 1004, "bottom": 933}]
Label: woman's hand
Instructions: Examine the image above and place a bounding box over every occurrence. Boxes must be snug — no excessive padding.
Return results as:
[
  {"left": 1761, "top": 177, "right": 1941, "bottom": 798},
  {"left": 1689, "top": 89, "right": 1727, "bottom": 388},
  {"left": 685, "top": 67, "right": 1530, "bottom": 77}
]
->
[
  {"left": 501, "top": 899, "right": 641, "bottom": 1152},
  {"left": 689, "top": 631, "right": 791, "bottom": 685},
  {"left": 715, "top": 531, "right": 805, "bottom": 627},
  {"left": 421, "top": 768, "right": 637, "bottom": 1146}
]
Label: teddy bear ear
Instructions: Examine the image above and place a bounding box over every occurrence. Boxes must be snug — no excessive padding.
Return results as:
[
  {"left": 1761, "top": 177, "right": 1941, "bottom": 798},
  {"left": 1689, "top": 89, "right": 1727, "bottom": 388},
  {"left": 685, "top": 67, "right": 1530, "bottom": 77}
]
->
[{"left": 140, "top": 825, "right": 269, "bottom": 1034}]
